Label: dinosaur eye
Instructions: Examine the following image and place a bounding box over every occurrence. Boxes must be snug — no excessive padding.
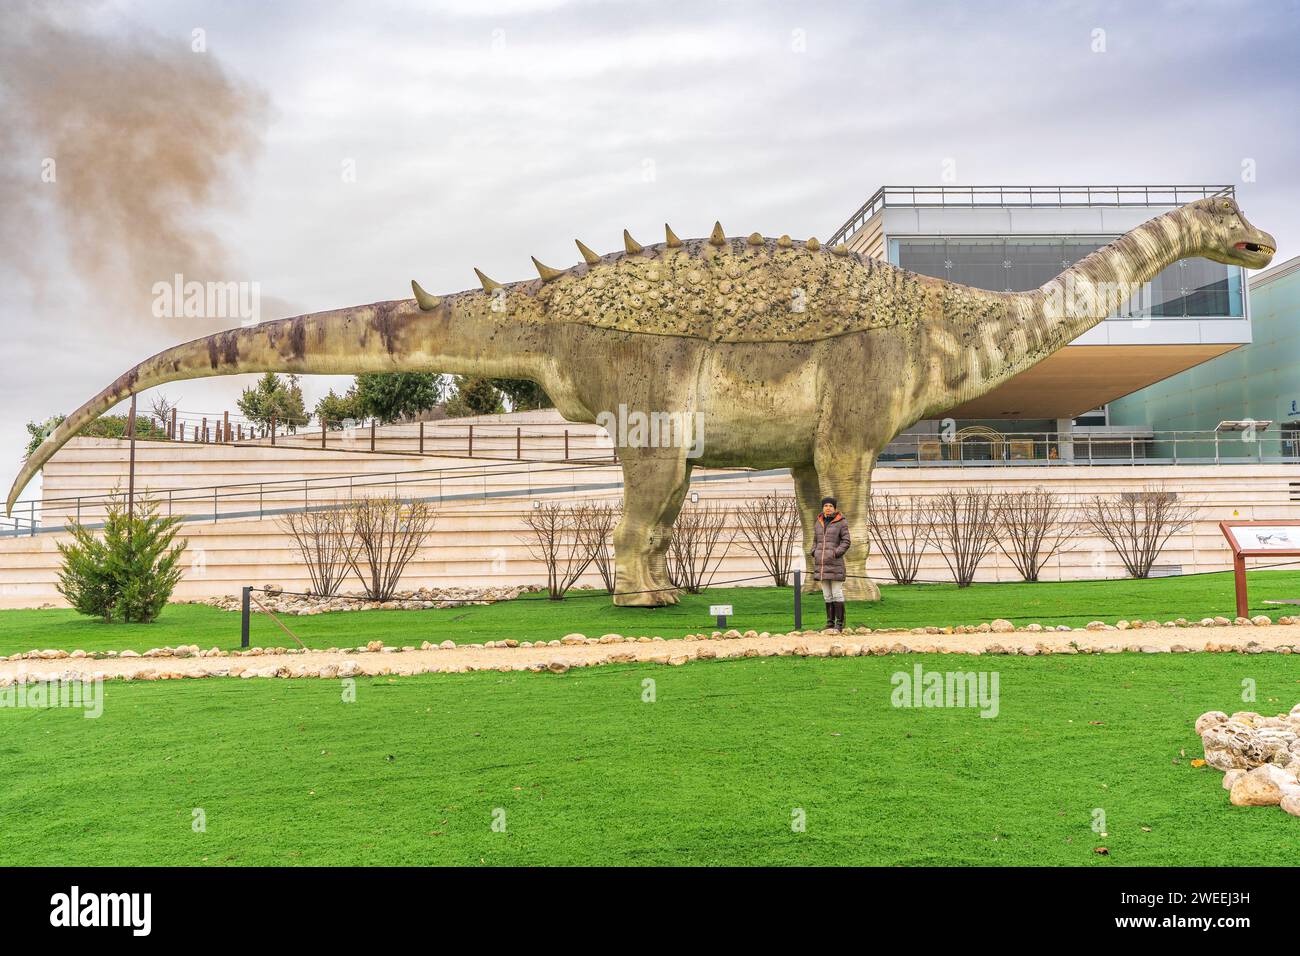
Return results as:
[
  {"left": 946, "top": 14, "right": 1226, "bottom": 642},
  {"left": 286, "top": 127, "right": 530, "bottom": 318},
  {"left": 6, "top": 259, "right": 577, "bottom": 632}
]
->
[{"left": 1221, "top": 201, "right": 1233, "bottom": 210}]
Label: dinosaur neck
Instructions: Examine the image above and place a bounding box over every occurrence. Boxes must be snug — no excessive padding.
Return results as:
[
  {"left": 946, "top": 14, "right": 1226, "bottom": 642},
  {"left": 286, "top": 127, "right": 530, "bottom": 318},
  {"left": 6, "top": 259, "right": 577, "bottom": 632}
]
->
[{"left": 952, "top": 208, "right": 1197, "bottom": 404}]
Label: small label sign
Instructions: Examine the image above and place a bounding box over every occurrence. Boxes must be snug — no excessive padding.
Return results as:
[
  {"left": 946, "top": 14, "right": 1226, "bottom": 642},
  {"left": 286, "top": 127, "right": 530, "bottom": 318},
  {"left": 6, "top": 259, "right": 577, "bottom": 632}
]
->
[{"left": 709, "top": 605, "right": 733, "bottom": 616}]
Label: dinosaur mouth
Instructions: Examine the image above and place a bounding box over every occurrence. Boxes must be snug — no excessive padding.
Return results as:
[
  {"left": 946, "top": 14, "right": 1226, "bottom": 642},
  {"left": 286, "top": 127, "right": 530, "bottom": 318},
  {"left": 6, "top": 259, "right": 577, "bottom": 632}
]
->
[{"left": 1235, "top": 241, "right": 1274, "bottom": 256}]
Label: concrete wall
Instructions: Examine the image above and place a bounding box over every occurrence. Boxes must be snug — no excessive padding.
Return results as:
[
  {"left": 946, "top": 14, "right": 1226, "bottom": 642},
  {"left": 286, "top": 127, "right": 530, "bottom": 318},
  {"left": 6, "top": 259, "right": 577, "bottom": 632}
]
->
[{"left": 4, "top": 412, "right": 1298, "bottom": 607}]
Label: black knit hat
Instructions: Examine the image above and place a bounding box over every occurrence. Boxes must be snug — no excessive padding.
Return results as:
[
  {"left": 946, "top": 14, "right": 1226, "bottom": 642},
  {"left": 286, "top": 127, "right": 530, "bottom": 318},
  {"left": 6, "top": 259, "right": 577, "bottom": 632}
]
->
[{"left": 820, "top": 496, "right": 837, "bottom": 508}]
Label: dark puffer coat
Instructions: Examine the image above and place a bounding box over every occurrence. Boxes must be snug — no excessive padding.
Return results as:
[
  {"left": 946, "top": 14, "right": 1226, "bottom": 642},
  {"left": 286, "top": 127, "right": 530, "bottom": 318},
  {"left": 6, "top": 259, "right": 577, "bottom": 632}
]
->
[{"left": 811, "top": 512, "right": 851, "bottom": 581}]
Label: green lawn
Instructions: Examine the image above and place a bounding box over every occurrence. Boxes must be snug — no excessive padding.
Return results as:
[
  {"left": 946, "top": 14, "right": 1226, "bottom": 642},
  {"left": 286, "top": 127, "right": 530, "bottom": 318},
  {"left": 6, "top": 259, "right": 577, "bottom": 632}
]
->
[
  {"left": 1, "top": 654, "right": 1296, "bottom": 866},
  {"left": 3, "top": 570, "right": 1299, "bottom": 656}
]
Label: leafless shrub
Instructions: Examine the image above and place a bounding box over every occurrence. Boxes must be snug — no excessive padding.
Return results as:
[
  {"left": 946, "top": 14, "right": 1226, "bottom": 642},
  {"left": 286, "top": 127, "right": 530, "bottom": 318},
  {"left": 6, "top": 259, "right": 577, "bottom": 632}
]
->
[
  {"left": 520, "top": 502, "right": 598, "bottom": 600},
  {"left": 734, "top": 494, "right": 800, "bottom": 585},
  {"left": 279, "top": 504, "right": 355, "bottom": 597},
  {"left": 666, "top": 501, "right": 735, "bottom": 593},
  {"left": 574, "top": 499, "right": 621, "bottom": 593},
  {"left": 925, "top": 488, "right": 998, "bottom": 587},
  {"left": 867, "top": 492, "right": 928, "bottom": 585},
  {"left": 345, "top": 496, "right": 436, "bottom": 600},
  {"left": 994, "top": 488, "right": 1077, "bottom": 582},
  {"left": 1083, "top": 484, "right": 1196, "bottom": 579},
  {"left": 148, "top": 392, "right": 179, "bottom": 433}
]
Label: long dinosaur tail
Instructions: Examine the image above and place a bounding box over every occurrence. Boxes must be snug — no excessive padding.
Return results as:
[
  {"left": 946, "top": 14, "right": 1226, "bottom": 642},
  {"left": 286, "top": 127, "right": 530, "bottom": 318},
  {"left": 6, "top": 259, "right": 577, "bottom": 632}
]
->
[{"left": 8, "top": 296, "right": 430, "bottom": 515}]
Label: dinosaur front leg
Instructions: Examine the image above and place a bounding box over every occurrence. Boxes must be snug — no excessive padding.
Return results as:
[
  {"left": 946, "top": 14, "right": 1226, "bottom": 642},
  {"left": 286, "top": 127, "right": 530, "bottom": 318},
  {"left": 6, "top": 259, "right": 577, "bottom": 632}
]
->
[
  {"left": 612, "top": 449, "right": 690, "bottom": 607},
  {"left": 815, "top": 450, "right": 882, "bottom": 603},
  {"left": 791, "top": 464, "right": 824, "bottom": 593}
]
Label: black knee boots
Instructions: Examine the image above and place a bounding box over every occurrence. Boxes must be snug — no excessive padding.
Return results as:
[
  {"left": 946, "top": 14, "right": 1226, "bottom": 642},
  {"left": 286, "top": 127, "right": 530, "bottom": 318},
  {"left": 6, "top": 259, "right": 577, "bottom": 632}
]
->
[{"left": 825, "top": 601, "right": 845, "bottom": 631}]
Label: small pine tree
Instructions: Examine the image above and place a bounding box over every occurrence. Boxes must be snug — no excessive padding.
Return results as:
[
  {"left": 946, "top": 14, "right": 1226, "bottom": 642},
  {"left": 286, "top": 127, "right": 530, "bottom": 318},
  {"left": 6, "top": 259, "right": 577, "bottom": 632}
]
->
[
  {"left": 56, "top": 522, "right": 116, "bottom": 621},
  {"left": 57, "top": 493, "right": 188, "bottom": 623}
]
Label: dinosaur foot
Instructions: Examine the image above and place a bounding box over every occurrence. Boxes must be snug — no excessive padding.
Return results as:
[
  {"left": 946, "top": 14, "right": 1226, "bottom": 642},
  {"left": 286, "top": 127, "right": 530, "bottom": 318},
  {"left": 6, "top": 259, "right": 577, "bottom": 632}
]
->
[{"left": 613, "top": 585, "right": 680, "bottom": 607}]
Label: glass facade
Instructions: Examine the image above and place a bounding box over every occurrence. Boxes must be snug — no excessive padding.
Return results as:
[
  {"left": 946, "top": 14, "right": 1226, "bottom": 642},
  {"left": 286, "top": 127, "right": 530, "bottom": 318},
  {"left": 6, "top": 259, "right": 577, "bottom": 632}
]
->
[{"left": 890, "top": 237, "right": 1245, "bottom": 318}]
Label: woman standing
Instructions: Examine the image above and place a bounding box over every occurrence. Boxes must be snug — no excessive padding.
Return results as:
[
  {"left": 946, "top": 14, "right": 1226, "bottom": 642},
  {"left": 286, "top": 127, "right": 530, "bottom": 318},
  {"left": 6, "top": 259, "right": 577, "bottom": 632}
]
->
[{"left": 812, "top": 496, "right": 850, "bottom": 632}]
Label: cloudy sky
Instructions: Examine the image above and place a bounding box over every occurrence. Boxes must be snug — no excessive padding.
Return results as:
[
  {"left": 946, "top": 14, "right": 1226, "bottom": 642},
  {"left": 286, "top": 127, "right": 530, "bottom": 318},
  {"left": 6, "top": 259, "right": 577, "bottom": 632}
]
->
[{"left": 2, "top": 0, "right": 1298, "bottom": 500}]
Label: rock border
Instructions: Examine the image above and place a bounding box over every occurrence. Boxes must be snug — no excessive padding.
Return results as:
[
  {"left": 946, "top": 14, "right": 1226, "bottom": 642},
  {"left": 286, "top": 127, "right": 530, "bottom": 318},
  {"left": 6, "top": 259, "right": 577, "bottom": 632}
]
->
[{"left": 4, "top": 617, "right": 1300, "bottom": 685}]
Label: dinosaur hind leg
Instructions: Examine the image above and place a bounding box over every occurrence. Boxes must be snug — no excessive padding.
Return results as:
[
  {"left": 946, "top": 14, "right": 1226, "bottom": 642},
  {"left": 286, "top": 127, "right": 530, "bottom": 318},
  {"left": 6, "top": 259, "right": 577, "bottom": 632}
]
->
[
  {"left": 791, "top": 464, "right": 824, "bottom": 593},
  {"left": 815, "top": 449, "right": 882, "bottom": 603},
  {"left": 612, "top": 451, "right": 690, "bottom": 607}
]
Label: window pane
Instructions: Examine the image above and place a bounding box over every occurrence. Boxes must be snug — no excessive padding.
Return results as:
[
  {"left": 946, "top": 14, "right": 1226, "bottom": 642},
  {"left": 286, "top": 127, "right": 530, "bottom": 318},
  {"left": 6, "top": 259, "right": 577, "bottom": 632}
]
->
[
  {"left": 895, "top": 240, "right": 948, "bottom": 280},
  {"left": 1180, "top": 258, "right": 1231, "bottom": 316},
  {"left": 947, "top": 240, "right": 1007, "bottom": 291},
  {"left": 1006, "top": 239, "right": 1066, "bottom": 291}
]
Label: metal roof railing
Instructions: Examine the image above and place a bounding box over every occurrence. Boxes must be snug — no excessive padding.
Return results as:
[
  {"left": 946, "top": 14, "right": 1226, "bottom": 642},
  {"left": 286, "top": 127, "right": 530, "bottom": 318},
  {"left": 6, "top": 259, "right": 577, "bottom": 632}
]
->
[{"left": 828, "top": 184, "right": 1236, "bottom": 247}]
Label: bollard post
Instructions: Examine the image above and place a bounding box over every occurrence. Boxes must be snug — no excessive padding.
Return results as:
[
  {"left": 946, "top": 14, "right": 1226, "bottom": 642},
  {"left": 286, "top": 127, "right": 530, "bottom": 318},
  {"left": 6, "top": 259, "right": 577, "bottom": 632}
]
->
[
  {"left": 241, "top": 586, "right": 251, "bottom": 648},
  {"left": 419, "top": 420, "right": 425, "bottom": 455},
  {"left": 793, "top": 569, "right": 802, "bottom": 630},
  {"left": 370, "top": 418, "right": 376, "bottom": 452}
]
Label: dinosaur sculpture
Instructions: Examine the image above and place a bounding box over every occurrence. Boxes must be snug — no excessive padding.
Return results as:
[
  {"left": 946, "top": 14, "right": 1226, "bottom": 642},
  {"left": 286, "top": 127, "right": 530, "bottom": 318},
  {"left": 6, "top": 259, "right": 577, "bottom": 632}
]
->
[{"left": 8, "top": 197, "right": 1275, "bottom": 605}]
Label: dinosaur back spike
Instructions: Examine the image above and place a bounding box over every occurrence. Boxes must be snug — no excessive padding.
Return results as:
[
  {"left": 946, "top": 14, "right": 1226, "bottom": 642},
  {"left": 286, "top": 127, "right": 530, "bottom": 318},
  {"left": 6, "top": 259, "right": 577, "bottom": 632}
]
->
[
  {"left": 664, "top": 223, "right": 683, "bottom": 248},
  {"left": 531, "top": 257, "right": 566, "bottom": 282},
  {"left": 709, "top": 222, "right": 726, "bottom": 247},
  {"left": 411, "top": 280, "right": 442, "bottom": 310},
  {"left": 623, "top": 230, "right": 644, "bottom": 255},
  {"left": 575, "top": 239, "right": 602, "bottom": 265},
  {"left": 474, "top": 267, "right": 503, "bottom": 292}
]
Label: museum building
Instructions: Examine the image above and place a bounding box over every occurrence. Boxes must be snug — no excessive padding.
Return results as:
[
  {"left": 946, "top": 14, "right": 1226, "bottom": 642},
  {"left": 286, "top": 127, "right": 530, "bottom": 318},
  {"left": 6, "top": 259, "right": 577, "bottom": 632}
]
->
[{"left": 830, "top": 184, "right": 1267, "bottom": 463}]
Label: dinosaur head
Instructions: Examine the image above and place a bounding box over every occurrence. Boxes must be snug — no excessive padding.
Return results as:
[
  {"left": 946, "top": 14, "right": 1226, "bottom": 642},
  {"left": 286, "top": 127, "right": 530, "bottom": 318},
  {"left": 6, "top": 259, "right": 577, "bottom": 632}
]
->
[{"left": 1184, "top": 196, "right": 1276, "bottom": 270}]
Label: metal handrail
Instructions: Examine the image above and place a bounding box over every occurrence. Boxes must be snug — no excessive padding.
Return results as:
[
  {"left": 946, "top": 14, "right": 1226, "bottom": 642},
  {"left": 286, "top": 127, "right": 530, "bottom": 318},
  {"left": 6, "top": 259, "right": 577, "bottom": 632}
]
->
[
  {"left": 12, "top": 425, "right": 1298, "bottom": 536},
  {"left": 828, "top": 184, "right": 1235, "bottom": 247}
]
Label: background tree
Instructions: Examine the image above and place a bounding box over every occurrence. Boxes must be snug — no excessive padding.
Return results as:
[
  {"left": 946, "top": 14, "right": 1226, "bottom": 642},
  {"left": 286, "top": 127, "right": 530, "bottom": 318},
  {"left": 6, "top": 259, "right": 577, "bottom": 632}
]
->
[
  {"left": 313, "top": 386, "right": 363, "bottom": 428},
  {"left": 575, "top": 499, "right": 621, "bottom": 593},
  {"left": 345, "top": 496, "right": 436, "bottom": 600},
  {"left": 56, "top": 492, "right": 187, "bottom": 622},
  {"left": 519, "top": 502, "right": 598, "bottom": 599},
  {"left": 1083, "top": 484, "right": 1195, "bottom": 579},
  {"left": 238, "top": 372, "right": 308, "bottom": 433},
  {"left": 25, "top": 414, "right": 167, "bottom": 459},
  {"left": 491, "top": 378, "right": 552, "bottom": 412},
  {"left": 925, "top": 488, "right": 998, "bottom": 587},
  {"left": 995, "top": 488, "right": 1076, "bottom": 582},
  {"left": 354, "top": 372, "right": 445, "bottom": 422},
  {"left": 279, "top": 505, "right": 356, "bottom": 597},
  {"left": 666, "top": 501, "right": 735, "bottom": 594},
  {"left": 147, "top": 392, "right": 179, "bottom": 431},
  {"left": 443, "top": 375, "right": 504, "bottom": 417},
  {"left": 734, "top": 494, "right": 800, "bottom": 586},
  {"left": 867, "top": 492, "right": 928, "bottom": 585}
]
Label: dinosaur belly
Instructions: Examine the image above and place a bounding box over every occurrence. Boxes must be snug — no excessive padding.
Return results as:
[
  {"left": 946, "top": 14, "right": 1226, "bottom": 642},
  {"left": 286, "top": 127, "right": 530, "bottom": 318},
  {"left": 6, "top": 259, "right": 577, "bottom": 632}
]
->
[{"left": 692, "top": 345, "right": 818, "bottom": 468}]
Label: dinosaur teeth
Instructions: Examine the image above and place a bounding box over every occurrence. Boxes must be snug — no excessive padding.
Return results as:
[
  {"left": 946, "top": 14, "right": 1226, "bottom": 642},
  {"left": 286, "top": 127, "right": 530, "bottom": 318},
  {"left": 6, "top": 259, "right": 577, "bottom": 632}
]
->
[
  {"left": 531, "top": 257, "right": 566, "bottom": 282},
  {"left": 575, "top": 239, "right": 602, "bottom": 265},
  {"left": 664, "top": 223, "right": 683, "bottom": 248},
  {"left": 709, "top": 222, "right": 726, "bottom": 247},
  {"left": 474, "top": 267, "right": 503, "bottom": 293},
  {"left": 623, "top": 229, "right": 644, "bottom": 255},
  {"left": 410, "top": 280, "right": 442, "bottom": 310}
]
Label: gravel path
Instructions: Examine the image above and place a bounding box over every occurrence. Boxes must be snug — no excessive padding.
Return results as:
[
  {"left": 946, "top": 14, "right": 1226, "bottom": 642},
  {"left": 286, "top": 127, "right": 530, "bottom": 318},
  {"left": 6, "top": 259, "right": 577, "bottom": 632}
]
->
[{"left": 3, "top": 623, "right": 1299, "bottom": 682}]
